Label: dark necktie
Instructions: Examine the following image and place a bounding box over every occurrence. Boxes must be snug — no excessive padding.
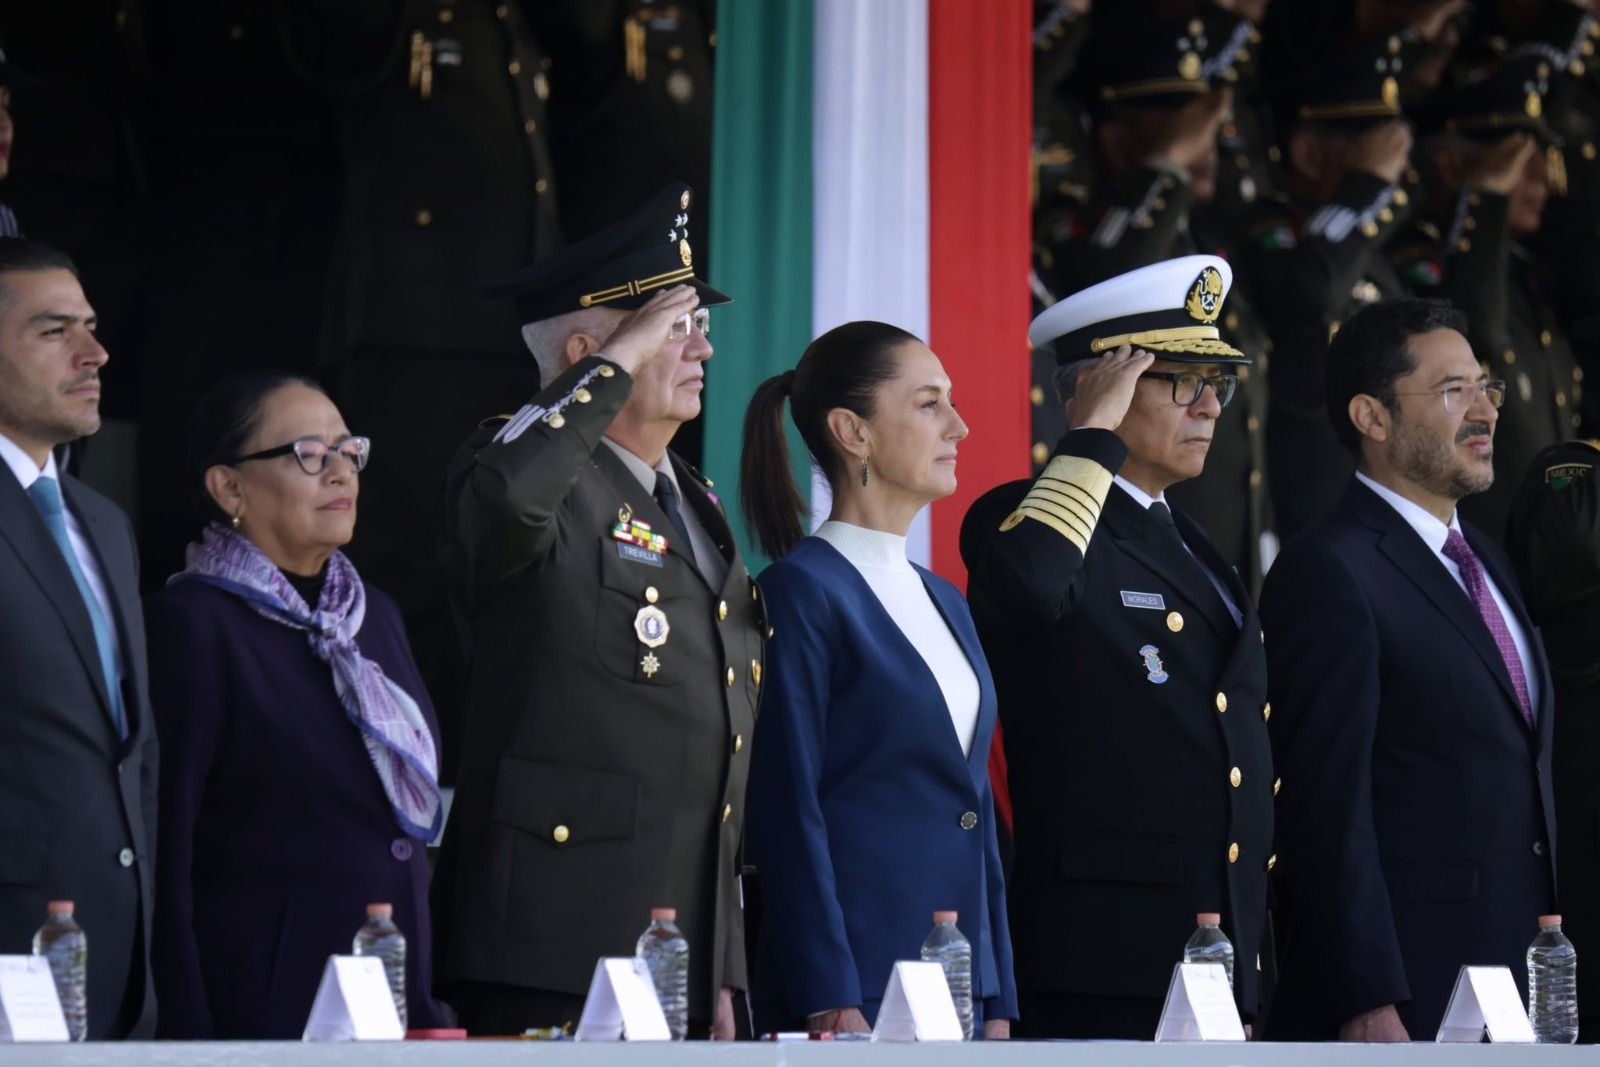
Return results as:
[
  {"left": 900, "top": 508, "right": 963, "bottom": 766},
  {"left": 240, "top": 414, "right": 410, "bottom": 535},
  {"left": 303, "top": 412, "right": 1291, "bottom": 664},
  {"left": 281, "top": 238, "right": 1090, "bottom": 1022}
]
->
[
  {"left": 1149, "top": 501, "right": 1240, "bottom": 627},
  {"left": 1442, "top": 529, "right": 1534, "bottom": 728},
  {"left": 28, "top": 476, "right": 128, "bottom": 739},
  {"left": 654, "top": 471, "right": 698, "bottom": 568}
]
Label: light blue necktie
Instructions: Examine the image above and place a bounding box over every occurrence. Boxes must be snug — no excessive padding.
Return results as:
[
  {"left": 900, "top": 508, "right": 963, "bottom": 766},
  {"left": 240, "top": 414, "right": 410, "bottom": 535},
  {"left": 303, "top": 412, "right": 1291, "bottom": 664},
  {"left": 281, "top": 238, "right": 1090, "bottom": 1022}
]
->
[{"left": 28, "top": 476, "right": 128, "bottom": 740}]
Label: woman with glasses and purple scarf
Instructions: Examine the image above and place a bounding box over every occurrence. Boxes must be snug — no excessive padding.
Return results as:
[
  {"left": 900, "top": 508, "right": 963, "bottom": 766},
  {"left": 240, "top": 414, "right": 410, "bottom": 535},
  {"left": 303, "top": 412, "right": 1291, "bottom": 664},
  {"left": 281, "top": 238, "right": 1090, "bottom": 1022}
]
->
[{"left": 144, "top": 373, "right": 448, "bottom": 1038}]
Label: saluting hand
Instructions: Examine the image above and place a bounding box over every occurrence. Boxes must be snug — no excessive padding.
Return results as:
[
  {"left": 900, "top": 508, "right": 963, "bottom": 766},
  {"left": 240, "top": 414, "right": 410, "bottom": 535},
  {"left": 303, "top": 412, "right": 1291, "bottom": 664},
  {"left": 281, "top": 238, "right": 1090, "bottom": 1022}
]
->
[
  {"left": 1065, "top": 345, "right": 1156, "bottom": 432},
  {"left": 598, "top": 284, "right": 701, "bottom": 376},
  {"left": 1349, "top": 120, "right": 1414, "bottom": 186},
  {"left": 1466, "top": 133, "right": 1538, "bottom": 197}
]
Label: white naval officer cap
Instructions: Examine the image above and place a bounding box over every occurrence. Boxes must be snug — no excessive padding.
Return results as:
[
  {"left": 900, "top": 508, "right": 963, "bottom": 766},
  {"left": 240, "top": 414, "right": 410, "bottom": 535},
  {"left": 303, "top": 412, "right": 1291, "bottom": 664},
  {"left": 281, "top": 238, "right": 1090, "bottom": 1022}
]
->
[{"left": 1029, "top": 254, "right": 1250, "bottom": 366}]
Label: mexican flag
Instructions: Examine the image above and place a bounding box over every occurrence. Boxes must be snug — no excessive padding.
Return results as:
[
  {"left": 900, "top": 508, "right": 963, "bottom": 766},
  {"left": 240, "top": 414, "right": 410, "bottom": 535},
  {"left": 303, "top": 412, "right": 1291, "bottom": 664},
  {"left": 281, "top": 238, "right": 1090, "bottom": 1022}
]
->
[{"left": 705, "top": 0, "right": 1033, "bottom": 583}]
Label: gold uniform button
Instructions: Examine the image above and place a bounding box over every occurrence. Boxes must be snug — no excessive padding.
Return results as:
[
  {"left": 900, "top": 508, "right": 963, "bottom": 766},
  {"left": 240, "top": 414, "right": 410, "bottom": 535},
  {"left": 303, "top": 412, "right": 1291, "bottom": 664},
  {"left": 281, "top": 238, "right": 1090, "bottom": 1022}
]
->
[
  {"left": 1228, "top": 842, "right": 1240, "bottom": 864},
  {"left": 598, "top": 365, "right": 616, "bottom": 378},
  {"left": 524, "top": 118, "right": 538, "bottom": 134},
  {"left": 1032, "top": 442, "right": 1050, "bottom": 466},
  {"left": 1030, "top": 385, "right": 1045, "bottom": 406},
  {"left": 535, "top": 178, "right": 550, "bottom": 195},
  {"left": 722, "top": 803, "right": 733, "bottom": 823},
  {"left": 1215, "top": 692, "right": 1228, "bottom": 713},
  {"left": 1557, "top": 391, "right": 1569, "bottom": 408},
  {"left": 545, "top": 412, "right": 565, "bottom": 429},
  {"left": 1167, "top": 612, "right": 1184, "bottom": 633},
  {"left": 1263, "top": 702, "right": 1272, "bottom": 723},
  {"left": 767, "top": 626, "right": 775, "bottom": 639},
  {"left": 1464, "top": 215, "right": 1478, "bottom": 231},
  {"left": 1378, "top": 207, "right": 1394, "bottom": 223},
  {"left": 415, "top": 209, "right": 433, "bottom": 227},
  {"left": 751, "top": 660, "right": 762, "bottom": 686},
  {"left": 1504, "top": 349, "right": 1518, "bottom": 366},
  {"left": 751, "top": 584, "right": 760, "bottom": 602},
  {"left": 1541, "top": 329, "right": 1553, "bottom": 348},
  {"left": 508, "top": 59, "right": 522, "bottom": 76},
  {"left": 645, "top": 586, "right": 660, "bottom": 604},
  {"left": 574, "top": 388, "right": 592, "bottom": 403},
  {"left": 1273, "top": 777, "right": 1282, "bottom": 797},
  {"left": 437, "top": 7, "right": 454, "bottom": 22},
  {"left": 1229, "top": 767, "right": 1242, "bottom": 788},
  {"left": 1266, "top": 853, "right": 1278, "bottom": 872},
  {"left": 552, "top": 824, "right": 570, "bottom": 844},
  {"left": 718, "top": 601, "right": 728, "bottom": 620},
  {"left": 1393, "top": 188, "right": 1409, "bottom": 207},
  {"left": 1249, "top": 470, "right": 1263, "bottom": 490},
  {"left": 960, "top": 811, "right": 979, "bottom": 831},
  {"left": 727, "top": 667, "right": 736, "bottom": 687},
  {"left": 1247, "top": 415, "right": 1261, "bottom": 433},
  {"left": 733, "top": 734, "right": 744, "bottom": 754},
  {"left": 495, "top": 3, "right": 508, "bottom": 16}
]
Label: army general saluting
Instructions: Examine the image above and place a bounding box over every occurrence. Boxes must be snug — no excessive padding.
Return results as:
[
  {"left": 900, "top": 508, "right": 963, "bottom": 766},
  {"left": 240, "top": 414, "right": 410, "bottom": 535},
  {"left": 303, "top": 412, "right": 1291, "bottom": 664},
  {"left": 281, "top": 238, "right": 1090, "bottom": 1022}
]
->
[
  {"left": 962, "top": 256, "right": 1273, "bottom": 1039},
  {"left": 431, "top": 185, "right": 760, "bottom": 1039}
]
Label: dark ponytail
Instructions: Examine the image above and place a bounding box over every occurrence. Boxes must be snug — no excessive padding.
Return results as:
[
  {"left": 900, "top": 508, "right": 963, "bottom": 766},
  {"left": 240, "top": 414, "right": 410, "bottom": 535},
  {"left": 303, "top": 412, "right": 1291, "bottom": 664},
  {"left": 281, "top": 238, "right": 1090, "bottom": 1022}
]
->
[{"left": 739, "top": 321, "right": 918, "bottom": 560}]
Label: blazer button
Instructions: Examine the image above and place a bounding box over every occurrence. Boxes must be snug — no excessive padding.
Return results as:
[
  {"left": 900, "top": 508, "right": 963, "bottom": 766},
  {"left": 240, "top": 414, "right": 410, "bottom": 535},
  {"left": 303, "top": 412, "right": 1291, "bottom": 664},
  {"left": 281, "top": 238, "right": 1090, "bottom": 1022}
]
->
[
  {"left": 1262, "top": 702, "right": 1271, "bottom": 723},
  {"left": 1534, "top": 841, "right": 1546, "bottom": 857},
  {"left": 1229, "top": 767, "right": 1242, "bottom": 788},
  {"left": 1266, "top": 854, "right": 1278, "bottom": 872},
  {"left": 118, "top": 848, "right": 135, "bottom": 867},
  {"left": 722, "top": 803, "right": 733, "bottom": 823},
  {"left": 390, "top": 839, "right": 414, "bottom": 862},
  {"left": 1215, "top": 692, "right": 1228, "bottom": 713},
  {"left": 1227, "top": 842, "right": 1240, "bottom": 864},
  {"left": 960, "top": 811, "right": 978, "bottom": 831},
  {"left": 646, "top": 586, "right": 660, "bottom": 605},
  {"left": 1273, "top": 777, "right": 1282, "bottom": 797},
  {"left": 552, "top": 824, "right": 571, "bottom": 844}
]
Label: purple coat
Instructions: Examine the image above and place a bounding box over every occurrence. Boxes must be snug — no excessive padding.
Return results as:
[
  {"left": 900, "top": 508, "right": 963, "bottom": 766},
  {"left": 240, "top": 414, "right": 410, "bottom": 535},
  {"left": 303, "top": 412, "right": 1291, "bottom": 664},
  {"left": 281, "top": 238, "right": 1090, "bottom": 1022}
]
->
[{"left": 145, "top": 576, "right": 446, "bottom": 1038}]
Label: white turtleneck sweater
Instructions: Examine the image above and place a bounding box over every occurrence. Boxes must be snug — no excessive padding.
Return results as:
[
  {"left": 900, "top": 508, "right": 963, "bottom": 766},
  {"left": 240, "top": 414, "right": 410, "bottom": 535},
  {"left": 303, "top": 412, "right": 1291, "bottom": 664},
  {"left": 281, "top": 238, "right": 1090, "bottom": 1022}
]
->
[{"left": 812, "top": 520, "right": 980, "bottom": 757}]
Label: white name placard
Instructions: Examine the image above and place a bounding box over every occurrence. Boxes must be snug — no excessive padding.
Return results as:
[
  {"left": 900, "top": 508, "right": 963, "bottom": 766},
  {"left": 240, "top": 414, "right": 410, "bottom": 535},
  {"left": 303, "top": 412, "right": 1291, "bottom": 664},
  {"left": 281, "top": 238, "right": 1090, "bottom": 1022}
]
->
[
  {"left": 872, "top": 960, "right": 963, "bottom": 1042},
  {"left": 1436, "top": 965, "right": 1536, "bottom": 1043},
  {"left": 575, "top": 958, "right": 671, "bottom": 1041},
  {"left": 1154, "top": 962, "right": 1246, "bottom": 1042},
  {"left": 302, "top": 955, "right": 404, "bottom": 1041},
  {"left": 0, "top": 956, "right": 68, "bottom": 1042}
]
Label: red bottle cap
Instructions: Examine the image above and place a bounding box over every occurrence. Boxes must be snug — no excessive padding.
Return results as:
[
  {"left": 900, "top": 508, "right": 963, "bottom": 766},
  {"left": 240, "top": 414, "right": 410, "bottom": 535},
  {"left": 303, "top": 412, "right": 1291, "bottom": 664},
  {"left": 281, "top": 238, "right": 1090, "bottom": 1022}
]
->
[
  {"left": 651, "top": 907, "right": 677, "bottom": 921},
  {"left": 1539, "top": 914, "right": 1563, "bottom": 928},
  {"left": 406, "top": 1029, "right": 468, "bottom": 1040},
  {"left": 933, "top": 911, "right": 958, "bottom": 924},
  {"left": 1197, "top": 913, "right": 1222, "bottom": 925},
  {"left": 46, "top": 901, "right": 74, "bottom": 917},
  {"left": 366, "top": 903, "right": 394, "bottom": 919}
]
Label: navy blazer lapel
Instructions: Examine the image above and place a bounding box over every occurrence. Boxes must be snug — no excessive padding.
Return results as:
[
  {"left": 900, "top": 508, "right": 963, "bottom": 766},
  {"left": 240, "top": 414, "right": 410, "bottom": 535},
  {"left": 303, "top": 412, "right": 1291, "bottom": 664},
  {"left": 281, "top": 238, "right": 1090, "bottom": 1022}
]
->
[
  {"left": 917, "top": 566, "right": 997, "bottom": 783},
  {"left": 1350, "top": 481, "right": 1525, "bottom": 721},
  {"left": 0, "top": 473, "right": 116, "bottom": 724}
]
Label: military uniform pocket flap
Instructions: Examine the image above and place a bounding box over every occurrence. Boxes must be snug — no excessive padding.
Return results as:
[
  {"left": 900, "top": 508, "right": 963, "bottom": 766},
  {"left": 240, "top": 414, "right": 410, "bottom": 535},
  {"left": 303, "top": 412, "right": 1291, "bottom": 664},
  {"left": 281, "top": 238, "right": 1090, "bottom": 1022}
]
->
[
  {"left": 1058, "top": 834, "right": 1184, "bottom": 885},
  {"left": 491, "top": 757, "right": 639, "bottom": 848}
]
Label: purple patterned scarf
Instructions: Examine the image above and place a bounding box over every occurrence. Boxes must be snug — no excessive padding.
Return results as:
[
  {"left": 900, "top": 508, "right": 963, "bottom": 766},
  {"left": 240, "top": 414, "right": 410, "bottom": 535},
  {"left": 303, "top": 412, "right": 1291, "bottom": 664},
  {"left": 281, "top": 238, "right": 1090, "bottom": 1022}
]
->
[{"left": 176, "top": 523, "right": 442, "bottom": 841}]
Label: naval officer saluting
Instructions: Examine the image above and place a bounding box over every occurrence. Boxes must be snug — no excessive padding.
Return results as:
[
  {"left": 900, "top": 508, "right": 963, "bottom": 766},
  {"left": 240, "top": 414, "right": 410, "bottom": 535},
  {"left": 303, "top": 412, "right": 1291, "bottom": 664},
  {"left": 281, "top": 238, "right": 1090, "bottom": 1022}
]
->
[
  {"left": 430, "top": 184, "right": 762, "bottom": 1039},
  {"left": 962, "top": 255, "right": 1274, "bottom": 1039}
]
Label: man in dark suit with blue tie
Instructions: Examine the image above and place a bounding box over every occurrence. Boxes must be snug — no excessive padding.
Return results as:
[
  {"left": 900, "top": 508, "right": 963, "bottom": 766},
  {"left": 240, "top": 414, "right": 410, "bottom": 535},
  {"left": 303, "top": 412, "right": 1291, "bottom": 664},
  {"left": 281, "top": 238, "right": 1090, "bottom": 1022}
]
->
[
  {"left": 1261, "top": 297, "right": 1557, "bottom": 1042},
  {"left": 0, "top": 238, "right": 157, "bottom": 1038},
  {"left": 963, "top": 255, "right": 1274, "bottom": 1039}
]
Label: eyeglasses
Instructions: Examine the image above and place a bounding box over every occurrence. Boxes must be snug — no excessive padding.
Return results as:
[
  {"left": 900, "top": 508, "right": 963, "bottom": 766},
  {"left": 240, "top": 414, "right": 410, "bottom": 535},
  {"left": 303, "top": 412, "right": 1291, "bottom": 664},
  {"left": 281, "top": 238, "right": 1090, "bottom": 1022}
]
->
[
  {"left": 232, "top": 436, "right": 371, "bottom": 475},
  {"left": 1392, "top": 380, "right": 1506, "bottom": 413},
  {"left": 667, "top": 307, "right": 711, "bottom": 342},
  {"left": 1140, "top": 371, "right": 1239, "bottom": 408}
]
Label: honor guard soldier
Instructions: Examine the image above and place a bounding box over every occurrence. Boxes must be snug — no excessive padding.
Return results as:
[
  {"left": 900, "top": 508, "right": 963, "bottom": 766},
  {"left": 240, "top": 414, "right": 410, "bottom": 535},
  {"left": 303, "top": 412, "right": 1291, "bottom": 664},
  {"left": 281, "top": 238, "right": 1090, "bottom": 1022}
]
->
[
  {"left": 1401, "top": 54, "right": 1582, "bottom": 540},
  {"left": 1237, "top": 37, "right": 1419, "bottom": 536},
  {"left": 963, "top": 255, "right": 1274, "bottom": 1040},
  {"left": 430, "top": 184, "right": 760, "bottom": 1039},
  {"left": 1506, "top": 422, "right": 1600, "bottom": 1042}
]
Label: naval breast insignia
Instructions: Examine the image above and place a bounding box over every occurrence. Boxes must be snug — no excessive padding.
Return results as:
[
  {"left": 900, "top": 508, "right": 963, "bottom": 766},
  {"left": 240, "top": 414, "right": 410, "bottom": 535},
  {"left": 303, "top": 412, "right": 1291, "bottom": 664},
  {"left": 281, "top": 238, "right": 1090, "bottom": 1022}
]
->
[
  {"left": 634, "top": 605, "right": 671, "bottom": 648},
  {"left": 1139, "top": 644, "right": 1169, "bottom": 684}
]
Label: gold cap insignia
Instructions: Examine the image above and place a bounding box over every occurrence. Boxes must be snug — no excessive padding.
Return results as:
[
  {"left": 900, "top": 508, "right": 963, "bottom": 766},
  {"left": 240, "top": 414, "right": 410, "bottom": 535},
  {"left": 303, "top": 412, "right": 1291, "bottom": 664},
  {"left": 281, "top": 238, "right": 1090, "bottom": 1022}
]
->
[
  {"left": 1526, "top": 91, "right": 1543, "bottom": 118},
  {"left": 1184, "top": 266, "right": 1225, "bottom": 324},
  {"left": 1179, "top": 51, "right": 1202, "bottom": 81},
  {"left": 1382, "top": 76, "right": 1400, "bottom": 110},
  {"left": 679, "top": 239, "right": 693, "bottom": 267}
]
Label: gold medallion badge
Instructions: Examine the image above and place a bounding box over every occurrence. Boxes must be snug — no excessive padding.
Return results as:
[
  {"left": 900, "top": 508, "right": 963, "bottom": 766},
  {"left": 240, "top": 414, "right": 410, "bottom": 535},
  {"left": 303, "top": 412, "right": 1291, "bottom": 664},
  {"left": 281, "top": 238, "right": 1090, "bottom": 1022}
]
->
[{"left": 1184, "top": 265, "right": 1225, "bottom": 324}]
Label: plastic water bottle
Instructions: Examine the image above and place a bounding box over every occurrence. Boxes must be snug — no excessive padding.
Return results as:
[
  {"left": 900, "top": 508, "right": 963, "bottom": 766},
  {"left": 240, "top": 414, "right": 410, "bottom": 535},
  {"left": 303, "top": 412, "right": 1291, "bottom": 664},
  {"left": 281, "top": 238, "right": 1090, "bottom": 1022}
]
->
[
  {"left": 32, "top": 901, "right": 87, "bottom": 1041},
  {"left": 920, "top": 910, "right": 974, "bottom": 1040},
  {"left": 352, "top": 903, "right": 407, "bottom": 1028},
  {"left": 1527, "top": 914, "right": 1579, "bottom": 1043},
  {"left": 1183, "top": 912, "right": 1235, "bottom": 990},
  {"left": 636, "top": 907, "right": 689, "bottom": 1039}
]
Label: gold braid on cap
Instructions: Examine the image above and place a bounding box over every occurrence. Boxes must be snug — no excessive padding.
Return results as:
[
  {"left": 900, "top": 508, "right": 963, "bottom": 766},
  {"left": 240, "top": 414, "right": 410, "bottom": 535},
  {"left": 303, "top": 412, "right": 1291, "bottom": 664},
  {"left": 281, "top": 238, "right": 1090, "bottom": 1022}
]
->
[
  {"left": 1088, "top": 325, "right": 1245, "bottom": 358},
  {"left": 999, "top": 455, "right": 1115, "bottom": 555}
]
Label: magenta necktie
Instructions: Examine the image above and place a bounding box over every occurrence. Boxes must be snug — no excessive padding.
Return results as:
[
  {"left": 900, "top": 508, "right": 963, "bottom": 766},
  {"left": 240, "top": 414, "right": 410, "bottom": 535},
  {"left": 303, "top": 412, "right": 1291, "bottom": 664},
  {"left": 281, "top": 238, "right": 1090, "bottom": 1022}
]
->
[{"left": 1442, "top": 529, "right": 1533, "bottom": 728}]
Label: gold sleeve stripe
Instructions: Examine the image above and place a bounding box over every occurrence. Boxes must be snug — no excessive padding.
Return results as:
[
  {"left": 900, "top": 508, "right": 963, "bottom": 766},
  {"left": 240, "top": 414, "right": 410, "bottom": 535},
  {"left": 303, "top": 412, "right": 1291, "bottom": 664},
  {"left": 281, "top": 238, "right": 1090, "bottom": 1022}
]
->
[
  {"left": 1000, "top": 454, "right": 1114, "bottom": 554},
  {"left": 1022, "top": 488, "right": 1097, "bottom": 531}
]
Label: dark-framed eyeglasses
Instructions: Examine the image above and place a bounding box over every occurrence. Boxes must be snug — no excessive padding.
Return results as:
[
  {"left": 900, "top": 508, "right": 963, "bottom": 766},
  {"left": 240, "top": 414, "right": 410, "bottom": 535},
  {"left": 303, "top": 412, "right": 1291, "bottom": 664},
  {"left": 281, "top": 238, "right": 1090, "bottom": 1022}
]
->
[
  {"left": 1392, "top": 379, "right": 1506, "bottom": 413},
  {"left": 1139, "top": 371, "right": 1239, "bottom": 408},
  {"left": 232, "top": 436, "right": 371, "bottom": 475},
  {"left": 667, "top": 307, "right": 711, "bottom": 342}
]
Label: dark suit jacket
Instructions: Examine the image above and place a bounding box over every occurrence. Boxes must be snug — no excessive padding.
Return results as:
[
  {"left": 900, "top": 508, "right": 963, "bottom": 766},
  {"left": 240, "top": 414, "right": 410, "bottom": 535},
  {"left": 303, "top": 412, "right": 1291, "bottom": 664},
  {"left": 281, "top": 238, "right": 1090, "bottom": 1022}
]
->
[
  {"left": 0, "top": 467, "right": 157, "bottom": 1039},
  {"left": 745, "top": 538, "right": 1018, "bottom": 1031},
  {"left": 432, "top": 354, "right": 761, "bottom": 1025},
  {"left": 962, "top": 428, "right": 1274, "bottom": 1027},
  {"left": 1261, "top": 477, "right": 1558, "bottom": 1040},
  {"left": 144, "top": 577, "right": 447, "bottom": 1038}
]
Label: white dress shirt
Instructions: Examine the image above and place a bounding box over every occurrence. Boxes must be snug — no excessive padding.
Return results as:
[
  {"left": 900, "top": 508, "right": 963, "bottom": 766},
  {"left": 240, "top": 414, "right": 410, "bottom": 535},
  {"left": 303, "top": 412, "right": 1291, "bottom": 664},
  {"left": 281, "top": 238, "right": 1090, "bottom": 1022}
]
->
[
  {"left": 813, "top": 520, "right": 980, "bottom": 757},
  {"left": 0, "top": 432, "right": 126, "bottom": 683},
  {"left": 601, "top": 437, "right": 729, "bottom": 591},
  {"left": 1113, "top": 475, "right": 1244, "bottom": 627},
  {"left": 1356, "top": 471, "right": 1541, "bottom": 713}
]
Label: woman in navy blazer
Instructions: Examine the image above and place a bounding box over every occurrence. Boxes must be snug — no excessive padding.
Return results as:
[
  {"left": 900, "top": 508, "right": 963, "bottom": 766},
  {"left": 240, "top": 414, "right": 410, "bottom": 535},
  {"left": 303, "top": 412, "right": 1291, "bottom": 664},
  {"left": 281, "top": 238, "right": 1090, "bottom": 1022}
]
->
[{"left": 739, "top": 322, "right": 1018, "bottom": 1037}]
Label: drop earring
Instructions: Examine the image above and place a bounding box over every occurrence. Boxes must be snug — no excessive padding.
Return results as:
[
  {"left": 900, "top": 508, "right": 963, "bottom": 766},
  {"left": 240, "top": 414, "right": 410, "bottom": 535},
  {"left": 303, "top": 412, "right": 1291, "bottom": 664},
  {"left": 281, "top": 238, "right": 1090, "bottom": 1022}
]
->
[
  {"left": 860, "top": 459, "right": 870, "bottom": 488},
  {"left": 230, "top": 514, "right": 242, "bottom": 529}
]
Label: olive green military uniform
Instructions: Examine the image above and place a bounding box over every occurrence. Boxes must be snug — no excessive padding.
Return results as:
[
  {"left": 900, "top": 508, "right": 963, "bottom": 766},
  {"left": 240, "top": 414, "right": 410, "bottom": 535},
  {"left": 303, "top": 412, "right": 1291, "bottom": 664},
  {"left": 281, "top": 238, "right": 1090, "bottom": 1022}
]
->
[{"left": 431, "top": 354, "right": 761, "bottom": 1029}]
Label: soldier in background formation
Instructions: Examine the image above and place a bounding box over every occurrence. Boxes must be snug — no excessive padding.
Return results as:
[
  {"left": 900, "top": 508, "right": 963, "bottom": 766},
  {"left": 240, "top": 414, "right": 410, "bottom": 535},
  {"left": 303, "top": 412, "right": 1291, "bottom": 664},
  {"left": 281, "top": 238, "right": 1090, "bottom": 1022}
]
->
[{"left": 1032, "top": 0, "right": 1600, "bottom": 559}]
